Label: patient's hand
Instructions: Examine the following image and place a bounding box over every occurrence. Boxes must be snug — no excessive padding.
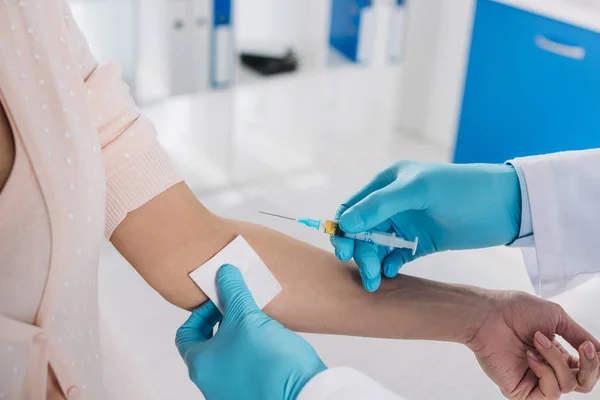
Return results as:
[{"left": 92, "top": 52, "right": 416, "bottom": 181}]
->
[
  {"left": 467, "top": 291, "right": 600, "bottom": 399},
  {"left": 525, "top": 336, "right": 599, "bottom": 400}
]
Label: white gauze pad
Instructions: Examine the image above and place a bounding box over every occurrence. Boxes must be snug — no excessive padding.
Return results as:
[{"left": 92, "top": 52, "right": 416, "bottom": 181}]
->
[{"left": 188, "top": 236, "right": 282, "bottom": 313}]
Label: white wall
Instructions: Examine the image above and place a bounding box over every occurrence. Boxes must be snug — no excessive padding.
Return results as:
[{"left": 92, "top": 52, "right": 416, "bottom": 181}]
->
[
  {"left": 69, "top": 0, "right": 136, "bottom": 84},
  {"left": 396, "top": 0, "right": 444, "bottom": 137},
  {"left": 396, "top": 0, "right": 476, "bottom": 151},
  {"left": 135, "top": 0, "right": 170, "bottom": 103}
]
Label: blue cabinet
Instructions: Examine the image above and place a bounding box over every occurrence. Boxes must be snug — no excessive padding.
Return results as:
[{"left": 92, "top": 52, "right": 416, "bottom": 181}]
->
[
  {"left": 454, "top": 0, "right": 600, "bottom": 163},
  {"left": 329, "top": 0, "right": 373, "bottom": 62}
]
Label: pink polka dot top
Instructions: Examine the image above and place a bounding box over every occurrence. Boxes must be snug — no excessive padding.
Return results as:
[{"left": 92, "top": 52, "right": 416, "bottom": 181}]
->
[{"left": 0, "top": 1, "right": 182, "bottom": 398}]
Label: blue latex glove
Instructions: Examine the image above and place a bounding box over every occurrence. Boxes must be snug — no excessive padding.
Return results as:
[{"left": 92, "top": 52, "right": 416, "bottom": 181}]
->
[
  {"left": 175, "top": 264, "right": 327, "bottom": 400},
  {"left": 331, "top": 161, "right": 521, "bottom": 292}
]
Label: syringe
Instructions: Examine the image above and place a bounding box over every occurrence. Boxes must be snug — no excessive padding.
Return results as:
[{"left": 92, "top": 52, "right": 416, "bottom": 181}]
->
[{"left": 259, "top": 211, "right": 418, "bottom": 255}]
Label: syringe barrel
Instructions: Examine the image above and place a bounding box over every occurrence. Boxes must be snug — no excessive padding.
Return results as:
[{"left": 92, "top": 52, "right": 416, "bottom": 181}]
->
[
  {"left": 346, "top": 231, "right": 417, "bottom": 254},
  {"left": 302, "top": 219, "right": 418, "bottom": 255}
]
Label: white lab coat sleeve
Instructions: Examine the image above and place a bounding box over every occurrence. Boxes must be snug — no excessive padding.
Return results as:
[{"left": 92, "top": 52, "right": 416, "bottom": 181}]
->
[
  {"left": 509, "top": 149, "right": 600, "bottom": 298},
  {"left": 509, "top": 165, "right": 534, "bottom": 247},
  {"left": 297, "top": 367, "right": 405, "bottom": 400}
]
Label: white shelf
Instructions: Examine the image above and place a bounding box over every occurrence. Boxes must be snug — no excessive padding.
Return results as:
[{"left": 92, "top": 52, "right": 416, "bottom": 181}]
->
[{"left": 493, "top": 0, "right": 600, "bottom": 32}]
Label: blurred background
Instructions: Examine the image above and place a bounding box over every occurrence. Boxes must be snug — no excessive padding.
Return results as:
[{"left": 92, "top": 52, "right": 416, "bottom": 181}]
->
[{"left": 68, "top": 0, "right": 600, "bottom": 398}]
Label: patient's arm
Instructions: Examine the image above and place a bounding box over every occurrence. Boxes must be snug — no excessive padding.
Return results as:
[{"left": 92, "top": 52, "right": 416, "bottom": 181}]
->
[{"left": 111, "top": 182, "right": 491, "bottom": 343}]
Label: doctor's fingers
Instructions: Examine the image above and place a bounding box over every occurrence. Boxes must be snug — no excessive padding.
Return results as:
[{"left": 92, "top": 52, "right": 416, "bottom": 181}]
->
[
  {"left": 382, "top": 248, "right": 416, "bottom": 278},
  {"left": 337, "top": 167, "right": 399, "bottom": 216},
  {"left": 334, "top": 170, "right": 395, "bottom": 235},
  {"left": 353, "top": 241, "right": 384, "bottom": 292},
  {"left": 175, "top": 302, "right": 222, "bottom": 357},
  {"left": 217, "top": 264, "right": 262, "bottom": 324},
  {"left": 332, "top": 219, "right": 394, "bottom": 263},
  {"left": 331, "top": 236, "right": 354, "bottom": 262},
  {"left": 340, "top": 182, "right": 425, "bottom": 234}
]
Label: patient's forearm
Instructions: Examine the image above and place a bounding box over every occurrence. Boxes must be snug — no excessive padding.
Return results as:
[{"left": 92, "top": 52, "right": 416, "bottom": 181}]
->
[{"left": 111, "top": 183, "right": 492, "bottom": 344}]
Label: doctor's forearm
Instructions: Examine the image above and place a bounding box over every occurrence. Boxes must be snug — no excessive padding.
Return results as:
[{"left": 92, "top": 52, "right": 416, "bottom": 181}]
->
[{"left": 111, "top": 183, "right": 491, "bottom": 342}]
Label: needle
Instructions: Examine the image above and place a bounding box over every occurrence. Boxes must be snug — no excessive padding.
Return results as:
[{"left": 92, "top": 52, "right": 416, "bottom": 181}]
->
[{"left": 258, "top": 211, "right": 297, "bottom": 221}]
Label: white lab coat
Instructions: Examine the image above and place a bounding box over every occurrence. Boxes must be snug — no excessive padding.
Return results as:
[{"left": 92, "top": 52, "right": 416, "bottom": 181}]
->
[
  {"left": 298, "top": 149, "right": 600, "bottom": 399},
  {"left": 298, "top": 367, "right": 403, "bottom": 399},
  {"left": 511, "top": 149, "right": 600, "bottom": 298}
]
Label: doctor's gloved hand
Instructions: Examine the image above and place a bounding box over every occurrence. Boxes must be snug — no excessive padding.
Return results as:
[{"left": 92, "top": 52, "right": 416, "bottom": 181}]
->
[
  {"left": 175, "top": 264, "right": 327, "bottom": 400},
  {"left": 331, "top": 161, "right": 521, "bottom": 291}
]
